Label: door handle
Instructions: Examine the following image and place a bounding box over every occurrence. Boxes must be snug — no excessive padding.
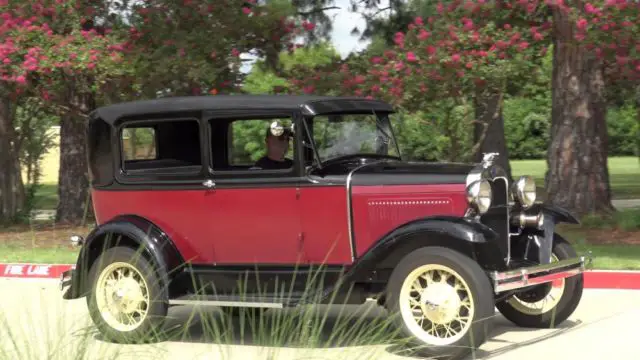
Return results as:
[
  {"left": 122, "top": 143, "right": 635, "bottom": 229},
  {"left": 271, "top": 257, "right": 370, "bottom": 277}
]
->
[{"left": 202, "top": 179, "right": 216, "bottom": 188}]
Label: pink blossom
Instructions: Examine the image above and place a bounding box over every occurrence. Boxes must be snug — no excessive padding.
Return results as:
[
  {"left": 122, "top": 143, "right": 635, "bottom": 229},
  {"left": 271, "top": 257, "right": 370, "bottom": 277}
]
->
[
  {"left": 451, "top": 54, "right": 461, "bottom": 62},
  {"left": 15, "top": 75, "right": 26, "bottom": 84},
  {"left": 576, "top": 18, "right": 588, "bottom": 31},
  {"left": 414, "top": 16, "right": 423, "bottom": 26},
  {"left": 242, "top": 7, "right": 251, "bottom": 15},
  {"left": 393, "top": 32, "right": 405, "bottom": 47},
  {"left": 302, "top": 21, "right": 315, "bottom": 31},
  {"left": 406, "top": 52, "right": 417, "bottom": 62},
  {"left": 418, "top": 29, "right": 430, "bottom": 41},
  {"left": 584, "top": 3, "right": 598, "bottom": 14},
  {"left": 462, "top": 18, "right": 473, "bottom": 31}
]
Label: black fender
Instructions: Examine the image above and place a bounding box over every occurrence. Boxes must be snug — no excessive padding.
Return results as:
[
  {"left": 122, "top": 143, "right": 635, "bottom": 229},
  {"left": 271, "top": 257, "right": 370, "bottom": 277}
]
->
[
  {"left": 511, "top": 203, "right": 579, "bottom": 265},
  {"left": 342, "top": 216, "right": 507, "bottom": 285},
  {"left": 65, "top": 215, "right": 186, "bottom": 300},
  {"left": 527, "top": 202, "right": 580, "bottom": 225}
]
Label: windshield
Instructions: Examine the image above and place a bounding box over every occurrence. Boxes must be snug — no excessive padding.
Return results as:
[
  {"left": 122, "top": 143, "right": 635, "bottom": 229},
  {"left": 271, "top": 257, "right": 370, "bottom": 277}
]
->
[{"left": 305, "top": 112, "right": 401, "bottom": 163}]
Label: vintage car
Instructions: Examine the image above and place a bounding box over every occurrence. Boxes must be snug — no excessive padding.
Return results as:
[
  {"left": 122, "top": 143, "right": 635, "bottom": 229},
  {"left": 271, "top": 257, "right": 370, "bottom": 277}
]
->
[{"left": 60, "top": 95, "right": 591, "bottom": 359}]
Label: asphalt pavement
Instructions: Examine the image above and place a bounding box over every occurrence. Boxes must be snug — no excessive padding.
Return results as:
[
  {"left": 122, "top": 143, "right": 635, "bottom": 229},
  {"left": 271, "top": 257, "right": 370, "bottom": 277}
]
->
[{"left": 0, "top": 279, "right": 637, "bottom": 360}]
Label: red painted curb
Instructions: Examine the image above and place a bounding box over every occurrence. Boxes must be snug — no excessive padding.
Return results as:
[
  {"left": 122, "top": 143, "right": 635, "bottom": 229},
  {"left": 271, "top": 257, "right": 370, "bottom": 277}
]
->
[
  {"left": 583, "top": 271, "right": 640, "bottom": 290},
  {"left": 0, "top": 264, "right": 73, "bottom": 279},
  {"left": 0, "top": 263, "right": 639, "bottom": 289}
]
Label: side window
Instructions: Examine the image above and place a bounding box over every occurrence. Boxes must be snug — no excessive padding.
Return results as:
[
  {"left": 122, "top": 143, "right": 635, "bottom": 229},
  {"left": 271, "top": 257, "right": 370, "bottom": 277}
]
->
[
  {"left": 209, "top": 117, "right": 294, "bottom": 172},
  {"left": 120, "top": 118, "right": 202, "bottom": 175}
]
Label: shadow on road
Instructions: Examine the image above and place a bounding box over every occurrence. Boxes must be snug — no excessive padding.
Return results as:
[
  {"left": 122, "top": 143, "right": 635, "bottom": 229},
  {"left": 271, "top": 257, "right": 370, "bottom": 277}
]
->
[{"left": 91, "top": 302, "right": 584, "bottom": 360}]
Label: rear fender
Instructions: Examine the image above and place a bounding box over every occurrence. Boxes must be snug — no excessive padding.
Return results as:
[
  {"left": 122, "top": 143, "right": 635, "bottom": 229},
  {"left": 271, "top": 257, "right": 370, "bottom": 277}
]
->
[
  {"left": 66, "top": 215, "right": 186, "bottom": 300},
  {"left": 344, "top": 216, "right": 506, "bottom": 284}
]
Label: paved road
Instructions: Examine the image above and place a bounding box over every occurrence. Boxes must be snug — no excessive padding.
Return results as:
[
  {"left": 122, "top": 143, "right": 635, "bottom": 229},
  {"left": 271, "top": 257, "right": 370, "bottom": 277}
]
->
[{"left": 0, "top": 279, "right": 638, "bottom": 360}]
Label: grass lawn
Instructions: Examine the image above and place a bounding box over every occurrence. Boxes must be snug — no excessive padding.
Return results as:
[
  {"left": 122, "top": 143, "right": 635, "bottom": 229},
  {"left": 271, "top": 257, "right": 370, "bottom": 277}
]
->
[{"left": 511, "top": 156, "right": 640, "bottom": 199}]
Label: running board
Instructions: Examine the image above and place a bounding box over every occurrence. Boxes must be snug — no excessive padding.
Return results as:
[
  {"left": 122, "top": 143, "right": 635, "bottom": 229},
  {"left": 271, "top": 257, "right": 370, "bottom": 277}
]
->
[{"left": 168, "top": 294, "right": 307, "bottom": 308}]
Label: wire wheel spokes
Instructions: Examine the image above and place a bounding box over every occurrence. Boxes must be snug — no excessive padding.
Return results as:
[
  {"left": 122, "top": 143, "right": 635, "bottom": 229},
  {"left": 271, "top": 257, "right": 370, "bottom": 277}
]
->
[
  {"left": 96, "top": 262, "right": 151, "bottom": 332},
  {"left": 400, "top": 264, "right": 476, "bottom": 346}
]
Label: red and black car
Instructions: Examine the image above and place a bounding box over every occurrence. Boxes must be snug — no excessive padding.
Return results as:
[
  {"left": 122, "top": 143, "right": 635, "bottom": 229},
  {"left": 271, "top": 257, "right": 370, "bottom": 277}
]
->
[{"left": 60, "top": 95, "right": 591, "bottom": 360}]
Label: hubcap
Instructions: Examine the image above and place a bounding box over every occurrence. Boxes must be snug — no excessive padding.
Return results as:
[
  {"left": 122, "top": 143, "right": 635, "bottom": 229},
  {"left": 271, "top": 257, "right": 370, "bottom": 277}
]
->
[
  {"left": 399, "top": 264, "right": 474, "bottom": 346},
  {"left": 95, "top": 262, "right": 150, "bottom": 332}
]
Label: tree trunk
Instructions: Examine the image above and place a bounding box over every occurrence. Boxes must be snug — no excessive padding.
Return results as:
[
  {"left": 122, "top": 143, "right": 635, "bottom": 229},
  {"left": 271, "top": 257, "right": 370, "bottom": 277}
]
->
[
  {"left": 636, "top": 84, "right": 640, "bottom": 164},
  {"left": 55, "top": 80, "right": 94, "bottom": 225},
  {"left": 544, "top": 8, "right": 614, "bottom": 216},
  {"left": 473, "top": 89, "right": 513, "bottom": 181},
  {"left": 0, "top": 93, "right": 25, "bottom": 223}
]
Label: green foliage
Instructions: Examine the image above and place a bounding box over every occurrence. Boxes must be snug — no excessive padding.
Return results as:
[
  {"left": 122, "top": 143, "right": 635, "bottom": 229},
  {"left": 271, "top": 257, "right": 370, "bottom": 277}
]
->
[
  {"left": 608, "top": 102, "right": 638, "bottom": 157},
  {"left": 503, "top": 97, "right": 550, "bottom": 159},
  {"left": 243, "top": 43, "right": 340, "bottom": 94}
]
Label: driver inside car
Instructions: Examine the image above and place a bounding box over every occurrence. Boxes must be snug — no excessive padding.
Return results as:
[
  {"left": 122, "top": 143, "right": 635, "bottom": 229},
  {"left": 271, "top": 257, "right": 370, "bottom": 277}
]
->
[{"left": 252, "top": 126, "right": 293, "bottom": 170}]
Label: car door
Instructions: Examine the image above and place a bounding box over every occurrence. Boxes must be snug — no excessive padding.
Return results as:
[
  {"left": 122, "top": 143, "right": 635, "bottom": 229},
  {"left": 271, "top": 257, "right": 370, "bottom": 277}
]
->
[{"left": 202, "top": 116, "right": 304, "bottom": 265}]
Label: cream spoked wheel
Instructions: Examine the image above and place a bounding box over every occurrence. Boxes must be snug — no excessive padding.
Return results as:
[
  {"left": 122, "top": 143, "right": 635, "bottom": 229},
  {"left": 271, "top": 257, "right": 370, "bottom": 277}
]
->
[
  {"left": 386, "top": 247, "right": 494, "bottom": 360},
  {"left": 95, "top": 262, "right": 150, "bottom": 332},
  {"left": 399, "top": 264, "right": 475, "bottom": 346},
  {"left": 495, "top": 235, "right": 584, "bottom": 328},
  {"left": 506, "top": 254, "right": 564, "bottom": 315}
]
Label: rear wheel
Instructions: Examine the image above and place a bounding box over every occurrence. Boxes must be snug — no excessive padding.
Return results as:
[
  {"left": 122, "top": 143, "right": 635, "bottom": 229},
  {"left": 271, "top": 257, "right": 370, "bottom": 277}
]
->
[
  {"left": 385, "top": 247, "right": 495, "bottom": 360},
  {"left": 495, "top": 234, "right": 584, "bottom": 328},
  {"left": 86, "top": 246, "right": 169, "bottom": 343}
]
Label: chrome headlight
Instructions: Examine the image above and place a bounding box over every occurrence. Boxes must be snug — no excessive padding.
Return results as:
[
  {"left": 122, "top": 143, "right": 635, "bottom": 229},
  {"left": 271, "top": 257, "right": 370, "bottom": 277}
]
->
[
  {"left": 512, "top": 175, "right": 536, "bottom": 208},
  {"left": 466, "top": 179, "right": 492, "bottom": 214}
]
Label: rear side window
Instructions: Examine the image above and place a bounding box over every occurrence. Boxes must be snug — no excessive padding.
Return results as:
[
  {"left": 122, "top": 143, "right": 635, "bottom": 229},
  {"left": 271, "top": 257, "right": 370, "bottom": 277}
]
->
[{"left": 119, "top": 118, "right": 202, "bottom": 176}]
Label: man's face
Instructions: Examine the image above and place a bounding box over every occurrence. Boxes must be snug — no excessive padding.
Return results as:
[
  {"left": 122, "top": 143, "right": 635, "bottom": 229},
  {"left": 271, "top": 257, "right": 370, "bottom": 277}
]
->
[{"left": 267, "top": 134, "right": 290, "bottom": 158}]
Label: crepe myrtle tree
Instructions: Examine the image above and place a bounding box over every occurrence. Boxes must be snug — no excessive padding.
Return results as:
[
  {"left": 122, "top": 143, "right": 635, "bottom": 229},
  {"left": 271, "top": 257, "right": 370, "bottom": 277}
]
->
[
  {"left": 0, "top": 0, "right": 136, "bottom": 223},
  {"left": 126, "top": 0, "right": 319, "bottom": 97},
  {"left": 282, "top": 0, "right": 551, "bottom": 174},
  {"left": 0, "top": 0, "right": 316, "bottom": 224}
]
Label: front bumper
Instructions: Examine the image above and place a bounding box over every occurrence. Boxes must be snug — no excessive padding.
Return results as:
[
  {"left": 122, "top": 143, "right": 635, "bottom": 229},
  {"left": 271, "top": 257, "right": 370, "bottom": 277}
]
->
[{"left": 489, "top": 252, "right": 593, "bottom": 293}]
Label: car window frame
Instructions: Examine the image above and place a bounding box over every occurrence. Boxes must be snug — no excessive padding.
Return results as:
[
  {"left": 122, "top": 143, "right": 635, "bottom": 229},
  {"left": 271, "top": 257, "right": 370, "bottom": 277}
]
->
[
  {"left": 114, "top": 116, "right": 208, "bottom": 185},
  {"left": 204, "top": 109, "right": 304, "bottom": 181}
]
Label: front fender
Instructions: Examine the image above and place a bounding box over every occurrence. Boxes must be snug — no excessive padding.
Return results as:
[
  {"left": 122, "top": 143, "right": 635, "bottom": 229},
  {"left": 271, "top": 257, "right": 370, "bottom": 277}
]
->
[
  {"left": 527, "top": 202, "right": 580, "bottom": 225},
  {"left": 65, "top": 215, "right": 186, "bottom": 300},
  {"left": 343, "top": 216, "right": 507, "bottom": 283}
]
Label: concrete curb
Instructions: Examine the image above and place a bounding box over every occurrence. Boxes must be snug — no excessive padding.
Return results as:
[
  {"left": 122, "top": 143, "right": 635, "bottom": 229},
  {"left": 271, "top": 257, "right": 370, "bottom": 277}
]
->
[{"left": 1, "top": 263, "right": 639, "bottom": 289}]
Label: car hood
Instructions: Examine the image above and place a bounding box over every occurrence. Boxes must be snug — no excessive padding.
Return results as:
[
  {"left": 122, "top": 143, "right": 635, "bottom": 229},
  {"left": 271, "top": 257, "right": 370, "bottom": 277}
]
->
[{"left": 347, "top": 160, "right": 475, "bottom": 186}]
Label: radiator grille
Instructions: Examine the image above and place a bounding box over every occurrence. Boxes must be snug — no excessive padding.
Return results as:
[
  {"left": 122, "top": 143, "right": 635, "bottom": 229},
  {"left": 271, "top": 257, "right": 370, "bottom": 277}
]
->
[{"left": 479, "top": 177, "right": 510, "bottom": 259}]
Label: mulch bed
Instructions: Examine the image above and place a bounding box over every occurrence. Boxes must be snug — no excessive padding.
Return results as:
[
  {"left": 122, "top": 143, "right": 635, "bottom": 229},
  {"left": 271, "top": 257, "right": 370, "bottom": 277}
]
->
[
  {"left": 577, "top": 228, "right": 640, "bottom": 246},
  {"left": 0, "top": 224, "right": 93, "bottom": 248}
]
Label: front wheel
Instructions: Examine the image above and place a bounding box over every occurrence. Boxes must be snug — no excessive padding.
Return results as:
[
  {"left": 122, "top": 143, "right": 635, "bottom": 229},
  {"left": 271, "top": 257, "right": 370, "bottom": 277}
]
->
[
  {"left": 86, "top": 246, "right": 169, "bottom": 343},
  {"left": 385, "top": 246, "right": 495, "bottom": 360},
  {"left": 495, "top": 234, "right": 584, "bottom": 328}
]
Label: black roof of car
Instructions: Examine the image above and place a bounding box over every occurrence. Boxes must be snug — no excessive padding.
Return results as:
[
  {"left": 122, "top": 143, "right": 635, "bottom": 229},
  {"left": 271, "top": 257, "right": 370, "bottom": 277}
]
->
[{"left": 91, "top": 95, "right": 395, "bottom": 124}]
